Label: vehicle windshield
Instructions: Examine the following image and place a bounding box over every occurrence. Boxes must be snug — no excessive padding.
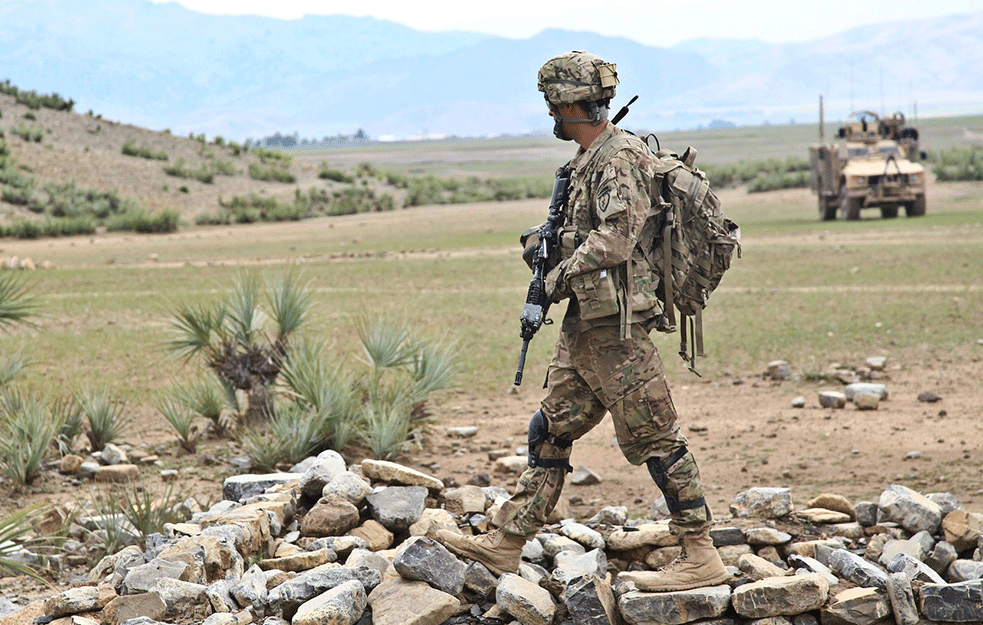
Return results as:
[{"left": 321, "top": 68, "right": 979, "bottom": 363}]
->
[
  {"left": 878, "top": 146, "right": 901, "bottom": 156},
  {"left": 848, "top": 147, "right": 870, "bottom": 157}
]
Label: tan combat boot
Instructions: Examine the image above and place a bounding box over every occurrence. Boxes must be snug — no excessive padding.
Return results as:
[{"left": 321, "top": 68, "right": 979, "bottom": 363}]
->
[
  {"left": 435, "top": 528, "right": 525, "bottom": 576},
  {"left": 621, "top": 529, "right": 731, "bottom": 592}
]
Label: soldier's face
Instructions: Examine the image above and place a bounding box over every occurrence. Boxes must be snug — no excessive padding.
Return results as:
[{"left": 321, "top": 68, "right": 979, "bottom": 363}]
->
[{"left": 548, "top": 102, "right": 585, "bottom": 142}]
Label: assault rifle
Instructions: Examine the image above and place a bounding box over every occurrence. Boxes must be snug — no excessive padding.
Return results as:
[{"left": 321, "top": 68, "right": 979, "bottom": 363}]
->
[{"left": 514, "top": 162, "right": 572, "bottom": 386}]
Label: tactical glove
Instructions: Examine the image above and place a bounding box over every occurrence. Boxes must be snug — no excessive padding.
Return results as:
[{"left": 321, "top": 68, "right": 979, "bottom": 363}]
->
[
  {"left": 519, "top": 226, "right": 541, "bottom": 271},
  {"left": 544, "top": 261, "right": 570, "bottom": 302}
]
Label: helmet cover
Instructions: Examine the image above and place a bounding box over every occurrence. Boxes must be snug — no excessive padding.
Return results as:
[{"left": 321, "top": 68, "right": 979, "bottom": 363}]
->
[{"left": 538, "top": 50, "right": 618, "bottom": 105}]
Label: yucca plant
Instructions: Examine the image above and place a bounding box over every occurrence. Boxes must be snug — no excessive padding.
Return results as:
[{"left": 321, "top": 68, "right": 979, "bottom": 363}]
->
[
  {"left": 0, "top": 388, "right": 59, "bottom": 486},
  {"left": 239, "top": 401, "right": 326, "bottom": 471},
  {"left": 171, "top": 373, "right": 235, "bottom": 436},
  {"left": 361, "top": 376, "right": 417, "bottom": 460},
  {"left": 155, "top": 394, "right": 200, "bottom": 453},
  {"left": 0, "top": 348, "right": 27, "bottom": 387},
  {"left": 166, "top": 269, "right": 314, "bottom": 427},
  {"left": 78, "top": 387, "right": 129, "bottom": 452},
  {"left": 0, "top": 504, "right": 59, "bottom": 583},
  {"left": 51, "top": 395, "right": 85, "bottom": 456},
  {"left": 85, "top": 489, "right": 141, "bottom": 559},
  {"left": 117, "top": 483, "right": 187, "bottom": 543},
  {"left": 0, "top": 272, "right": 39, "bottom": 331}
]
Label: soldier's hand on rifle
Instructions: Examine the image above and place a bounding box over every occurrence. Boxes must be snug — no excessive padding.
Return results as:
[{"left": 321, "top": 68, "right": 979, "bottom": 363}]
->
[
  {"left": 520, "top": 226, "right": 541, "bottom": 271},
  {"left": 544, "top": 261, "right": 570, "bottom": 302}
]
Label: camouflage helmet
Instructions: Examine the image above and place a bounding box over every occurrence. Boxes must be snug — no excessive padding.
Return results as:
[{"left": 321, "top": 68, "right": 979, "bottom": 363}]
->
[{"left": 538, "top": 51, "right": 619, "bottom": 105}]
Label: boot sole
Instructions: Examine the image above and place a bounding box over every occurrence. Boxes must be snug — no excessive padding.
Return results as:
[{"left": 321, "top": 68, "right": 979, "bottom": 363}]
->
[
  {"left": 440, "top": 540, "right": 515, "bottom": 577},
  {"left": 635, "top": 571, "right": 732, "bottom": 592}
]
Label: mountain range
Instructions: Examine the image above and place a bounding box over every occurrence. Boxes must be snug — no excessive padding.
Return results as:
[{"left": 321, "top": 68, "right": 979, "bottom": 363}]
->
[{"left": 2, "top": 0, "right": 981, "bottom": 140}]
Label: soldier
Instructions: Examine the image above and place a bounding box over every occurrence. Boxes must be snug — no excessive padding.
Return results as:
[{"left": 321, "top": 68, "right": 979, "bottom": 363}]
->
[{"left": 437, "top": 51, "right": 730, "bottom": 591}]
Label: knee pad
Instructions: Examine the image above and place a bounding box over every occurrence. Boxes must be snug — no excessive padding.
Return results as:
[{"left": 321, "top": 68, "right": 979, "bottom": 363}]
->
[
  {"left": 527, "top": 409, "right": 573, "bottom": 472},
  {"left": 645, "top": 447, "right": 706, "bottom": 513}
]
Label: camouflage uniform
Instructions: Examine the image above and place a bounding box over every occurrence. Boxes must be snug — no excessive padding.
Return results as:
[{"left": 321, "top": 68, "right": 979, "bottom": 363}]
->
[{"left": 495, "top": 122, "right": 713, "bottom": 539}]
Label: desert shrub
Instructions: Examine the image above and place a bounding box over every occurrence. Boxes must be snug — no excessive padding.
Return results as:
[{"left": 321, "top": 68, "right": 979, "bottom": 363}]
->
[
  {"left": 164, "top": 158, "right": 214, "bottom": 183},
  {"left": 171, "top": 373, "right": 235, "bottom": 436},
  {"left": 248, "top": 162, "right": 296, "bottom": 183},
  {"left": 252, "top": 147, "right": 292, "bottom": 166},
  {"left": 0, "top": 79, "right": 74, "bottom": 112},
  {"left": 747, "top": 170, "right": 810, "bottom": 193},
  {"left": 105, "top": 208, "right": 179, "bottom": 234},
  {"left": 0, "top": 272, "right": 39, "bottom": 329},
  {"left": 239, "top": 402, "right": 328, "bottom": 471},
  {"left": 318, "top": 187, "right": 395, "bottom": 215},
  {"left": 931, "top": 146, "right": 983, "bottom": 181},
  {"left": 0, "top": 504, "right": 61, "bottom": 582},
  {"left": 121, "top": 140, "right": 168, "bottom": 161},
  {"left": 1, "top": 185, "right": 32, "bottom": 205},
  {"left": 10, "top": 124, "right": 43, "bottom": 143},
  {"left": 229, "top": 141, "right": 244, "bottom": 156},
  {"left": 0, "top": 388, "right": 59, "bottom": 486},
  {"left": 210, "top": 194, "right": 310, "bottom": 223},
  {"left": 155, "top": 394, "right": 199, "bottom": 453},
  {"left": 78, "top": 387, "right": 129, "bottom": 452},
  {"left": 23, "top": 112, "right": 35, "bottom": 121},
  {"left": 51, "top": 396, "right": 85, "bottom": 456},
  {"left": 318, "top": 164, "right": 355, "bottom": 183},
  {"left": 355, "top": 162, "right": 382, "bottom": 179},
  {"left": 211, "top": 159, "right": 236, "bottom": 176}
]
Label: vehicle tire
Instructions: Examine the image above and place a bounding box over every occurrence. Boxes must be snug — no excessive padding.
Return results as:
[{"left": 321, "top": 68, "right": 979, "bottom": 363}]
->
[
  {"left": 819, "top": 197, "right": 837, "bottom": 221},
  {"left": 906, "top": 195, "right": 926, "bottom": 217},
  {"left": 839, "top": 191, "right": 862, "bottom": 220},
  {"left": 880, "top": 206, "right": 899, "bottom": 219}
]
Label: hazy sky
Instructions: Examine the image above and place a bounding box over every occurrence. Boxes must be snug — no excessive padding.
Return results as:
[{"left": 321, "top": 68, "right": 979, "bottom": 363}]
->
[{"left": 150, "top": 0, "right": 982, "bottom": 47}]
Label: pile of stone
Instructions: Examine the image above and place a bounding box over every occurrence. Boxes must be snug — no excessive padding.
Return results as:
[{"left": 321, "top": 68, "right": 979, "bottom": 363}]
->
[{"left": 18, "top": 451, "right": 983, "bottom": 625}]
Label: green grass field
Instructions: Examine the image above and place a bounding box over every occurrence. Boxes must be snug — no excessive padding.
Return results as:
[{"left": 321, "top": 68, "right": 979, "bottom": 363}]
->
[{"left": 3, "top": 122, "right": 982, "bottom": 434}]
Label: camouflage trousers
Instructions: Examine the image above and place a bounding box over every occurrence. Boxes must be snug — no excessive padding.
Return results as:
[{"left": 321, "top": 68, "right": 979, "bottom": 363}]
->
[{"left": 494, "top": 323, "right": 712, "bottom": 538}]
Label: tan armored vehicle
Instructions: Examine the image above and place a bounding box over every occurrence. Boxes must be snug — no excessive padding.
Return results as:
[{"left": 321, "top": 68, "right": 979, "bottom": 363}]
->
[{"left": 809, "top": 108, "right": 926, "bottom": 220}]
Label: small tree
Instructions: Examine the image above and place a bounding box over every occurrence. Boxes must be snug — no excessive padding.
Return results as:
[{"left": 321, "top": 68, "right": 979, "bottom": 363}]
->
[{"left": 166, "top": 269, "right": 313, "bottom": 427}]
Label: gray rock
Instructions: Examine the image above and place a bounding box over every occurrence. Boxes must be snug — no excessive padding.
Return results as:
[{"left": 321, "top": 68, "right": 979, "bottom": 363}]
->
[
  {"left": 360, "top": 459, "right": 443, "bottom": 492},
  {"left": 222, "top": 473, "right": 297, "bottom": 503},
  {"left": 539, "top": 533, "right": 586, "bottom": 559},
  {"left": 925, "top": 492, "right": 963, "bottom": 516},
  {"left": 878, "top": 537, "right": 926, "bottom": 568},
  {"left": 297, "top": 450, "right": 348, "bottom": 500},
  {"left": 102, "top": 443, "right": 130, "bottom": 465},
  {"left": 496, "top": 573, "right": 556, "bottom": 625},
  {"left": 853, "top": 393, "right": 880, "bottom": 410},
  {"left": 925, "top": 540, "right": 958, "bottom": 575},
  {"left": 344, "top": 548, "right": 391, "bottom": 579},
  {"left": 267, "top": 565, "right": 382, "bottom": 620},
  {"left": 878, "top": 483, "right": 943, "bottom": 534},
  {"left": 843, "top": 383, "right": 888, "bottom": 401},
  {"left": 365, "top": 485, "right": 428, "bottom": 532},
  {"left": 948, "top": 559, "right": 983, "bottom": 583},
  {"left": 586, "top": 506, "right": 627, "bottom": 526},
  {"left": 821, "top": 586, "right": 891, "bottom": 625},
  {"left": 447, "top": 426, "right": 478, "bottom": 438},
  {"left": 787, "top": 554, "right": 838, "bottom": 586},
  {"left": 366, "top": 577, "right": 460, "bottom": 625},
  {"left": 919, "top": 579, "right": 983, "bottom": 623},
  {"left": 886, "top": 572, "right": 919, "bottom": 625},
  {"left": 150, "top": 577, "right": 207, "bottom": 619},
  {"left": 818, "top": 391, "right": 846, "bottom": 409},
  {"left": 729, "top": 488, "right": 793, "bottom": 518},
  {"left": 571, "top": 465, "right": 602, "bottom": 486},
  {"left": 522, "top": 537, "right": 545, "bottom": 561},
  {"left": 648, "top": 496, "right": 671, "bottom": 519},
  {"left": 738, "top": 554, "right": 789, "bottom": 580},
  {"left": 46, "top": 586, "right": 111, "bottom": 617},
  {"left": 732, "top": 574, "right": 829, "bottom": 618},
  {"left": 122, "top": 558, "right": 191, "bottom": 595},
  {"left": 307, "top": 535, "right": 366, "bottom": 557},
  {"left": 230, "top": 564, "right": 268, "bottom": 617},
  {"left": 745, "top": 527, "right": 791, "bottom": 546},
  {"left": 559, "top": 521, "right": 605, "bottom": 550},
  {"left": 854, "top": 501, "right": 878, "bottom": 527},
  {"left": 827, "top": 549, "right": 889, "bottom": 589},
  {"left": 618, "top": 584, "right": 731, "bottom": 625},
  {"left": 206, "top": 578, "right": 236, "bottom": 613},
  {"left": 791, "top": 396, "right": 806, "bottom": 408},
  {"left": 292, "top": 579, "right": 366, "bottom": 625},
  {"left": 768, "top": 360, "right": 793, "bottom": 380},
  {"left": 883, "top": 552, "right": 945, "bottom": 585},
  {"left": 793, "top": 616, "right": 819, "bottom": 625},
  {"left": 301, "top": 494, "right": 360, "bottom": 537},
  {"left": 464, "top": 561, "right": 499, "bottom": 598},
  {"left": 441, "top": 485, "right": 486, "bottom": 515},
  {"left": 865, "top": 356, "right": 887, "bottom": 370},
  {"left": 393, "top": 536, "right": 466, "bottom": 596},
  {"left": 321, "top": 471, "right": 373, "bottom": 506},
  {"left": 553, "top": 548, "right": 607, "bottom": 584},
  {"left": 710, "top": 526, "right": 747, "bottom": 547},
  {"left": 564, "top": 574, "right": 618, "bottom": 625}
]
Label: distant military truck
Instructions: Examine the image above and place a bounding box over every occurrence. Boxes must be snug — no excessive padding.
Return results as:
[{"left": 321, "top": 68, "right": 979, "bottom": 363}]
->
[{"left": 809, "top": 108, "right": 926, "bottom": 220}]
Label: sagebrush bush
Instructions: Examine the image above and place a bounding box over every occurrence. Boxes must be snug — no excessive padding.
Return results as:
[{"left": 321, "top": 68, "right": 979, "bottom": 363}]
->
[
  {"left": 248, "top": 162, "right": 296, "bottom": 183},
  {"left": 931, "top": 146, "right": 983, "bottom": 181},
  {"left": 121, "top": 140, "right": 168, "bottom": 161}
]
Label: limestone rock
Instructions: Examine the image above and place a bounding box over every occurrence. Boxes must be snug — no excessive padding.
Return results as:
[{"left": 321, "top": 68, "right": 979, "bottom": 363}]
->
[
  {"left": 346, "top": 519, "right": 393, "bottom": 551},
  {"left": 571, "top": 465, "right": 602, "bottom": 485},
  {"left": 821, "top": 586, "right": 890, "bottom": 625},
  {"left": 392, "top": 536, "right": 466, "bottom": 596},
  {"left": 942, "top": 509, "right": 983, "bottom": 552},
  {"left": 818, "top": 391, "right": 846, "bottom": 409},
  {"left": 496, "top": 573, "right": 556, "bottom": 625},
  {"left": 558, "top": 521, "right": 605, "bottom": 550},
  {"left": 738, "top": 553, "right": 791, "bottom": 580},
  {"left": 617, "top": 584, "right": 731, "bottom": 625},
  {"left": 365, "top": 485, "right": 428, "bottom": 532},
  {"left": 322, "top": 471, "right": 373, "bottom": 506},
  {"left": 730, "top": 487, "right": 793, "bottom": 518},
  {"left": 292, "top": 579, "right": 366, "bottom": 625},
  {"left": 300, "top": 494, "right": 360, "bottom": 538},
  {"left": 919, "top": 579, "right": 983, "bottom": 623},
  {"left": 360, "top": 459, "right": 443, "bottom": 492},
  {"left": 222, "top": 473, "right": 298, "bottom": 503},
  {"left": 367, "top": 577, "right": 460, "bottom": 625},
  {"left": 606, "top": 521, "right": 675, "bottom": 551},
  {"left": 827, "top": 549, "right": 888, "bottom": 590},
  {"left": 793, "top": 508, "right": 852, "bottom": 524},
  {"left": 732, "top": 573, "right": 829, "bottom": 618},
  {"left": 885, "top": 572, "right": 919, "bottom": 625},
  {"left": 94, "top": 464, "right": 140, "bottom": 483},
  {"left": 563, "top": 574, "right": 618, "bottom": 625},
  {"left": 878, "top": 483, "right": 943, "bottom": 534}
]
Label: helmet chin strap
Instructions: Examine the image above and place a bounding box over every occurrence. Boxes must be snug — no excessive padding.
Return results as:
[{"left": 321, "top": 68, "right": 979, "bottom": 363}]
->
[{"left": 548, "top": 100, "right": 608, "bottom": 141}]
